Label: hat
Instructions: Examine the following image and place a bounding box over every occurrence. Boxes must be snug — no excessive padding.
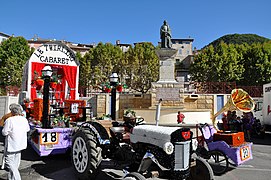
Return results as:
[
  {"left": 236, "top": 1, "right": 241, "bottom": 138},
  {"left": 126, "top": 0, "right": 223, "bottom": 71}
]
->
[{"left": 10, "top": 104, "right": 23, "bottom": 115}]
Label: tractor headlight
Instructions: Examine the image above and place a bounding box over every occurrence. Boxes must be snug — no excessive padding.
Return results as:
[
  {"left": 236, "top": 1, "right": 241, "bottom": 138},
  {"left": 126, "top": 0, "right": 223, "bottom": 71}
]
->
[{"left": 163, "top": 142, "right": 174, "bottom": 155}]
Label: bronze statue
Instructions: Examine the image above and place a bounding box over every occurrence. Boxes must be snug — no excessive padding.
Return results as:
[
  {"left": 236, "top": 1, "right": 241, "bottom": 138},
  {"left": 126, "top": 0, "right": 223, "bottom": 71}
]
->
[{"left": 160, "top": 20, "right": 172, "bottom": 48}]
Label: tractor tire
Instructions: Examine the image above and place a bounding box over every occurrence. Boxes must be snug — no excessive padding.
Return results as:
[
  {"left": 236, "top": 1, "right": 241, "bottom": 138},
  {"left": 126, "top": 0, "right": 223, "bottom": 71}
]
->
[
  {"left": 189, "top": 157, "right": 214, "bottom": 180},
  {"left": 123, "top": 172, "right": 146, "bottom": 180},
  {"left": 72, "top": 127, "right": 102, "bottom": 180}
]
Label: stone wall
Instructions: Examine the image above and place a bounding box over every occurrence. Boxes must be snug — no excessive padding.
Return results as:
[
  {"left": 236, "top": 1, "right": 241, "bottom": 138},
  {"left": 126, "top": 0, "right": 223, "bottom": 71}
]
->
[
  {"left": 119, "top": 94, "right": 151, "bottom": 119},
  {"left": 94, "top": 93, "right": 215, "bottom": 120},
  {"left": 183, "top": 94, "right": 213, "bottom": 110}
]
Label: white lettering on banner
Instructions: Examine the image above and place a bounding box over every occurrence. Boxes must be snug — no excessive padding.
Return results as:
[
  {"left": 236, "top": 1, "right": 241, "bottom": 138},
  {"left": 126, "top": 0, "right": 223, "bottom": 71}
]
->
[{"left": 33, "top": 44, "right": 75, "bottom": 65}]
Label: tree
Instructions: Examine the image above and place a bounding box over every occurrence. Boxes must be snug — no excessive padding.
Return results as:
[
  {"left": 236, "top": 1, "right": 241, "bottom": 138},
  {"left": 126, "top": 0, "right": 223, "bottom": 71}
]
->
[
  {"left": 190, "top": 43, "right": 244, "bottom": 83},
  {"left": 90, "top": 42, "right": 123, "bottom": 85},
  {"left": 239, "top": 42, "right": 271, "bottom": 85},
  {"left": 77, "top": 51, "right": 92, "bottom": 95},
  {"left": 125, "top": 42, "right": 159, "bottom": 93},
  {"left": 206, "top": 34, "right": 270, "bottom": 48},
  {"left": 0, "top": 36, "right": 32, "bottom": 87}
]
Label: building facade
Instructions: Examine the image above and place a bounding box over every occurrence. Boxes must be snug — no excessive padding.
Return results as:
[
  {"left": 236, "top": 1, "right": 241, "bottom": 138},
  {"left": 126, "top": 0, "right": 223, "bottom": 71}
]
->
[{"left": 0, "top": 32, "right": 10, "bottom": 43}]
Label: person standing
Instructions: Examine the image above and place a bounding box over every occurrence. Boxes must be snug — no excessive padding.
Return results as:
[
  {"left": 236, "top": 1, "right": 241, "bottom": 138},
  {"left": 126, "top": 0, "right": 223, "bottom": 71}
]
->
[
  {"left": 177, "top": 111, "right": 185, "bottom": 124},
  {"left": 0, "top": 104, "right": 22, "bottom": 144},
  {"left": 2, "top": 104, "right": 30, "bottom": 180}
]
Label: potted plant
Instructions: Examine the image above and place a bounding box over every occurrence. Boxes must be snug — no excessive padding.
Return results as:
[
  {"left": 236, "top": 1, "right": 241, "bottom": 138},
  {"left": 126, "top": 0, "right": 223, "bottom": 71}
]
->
[
  {"left": 123, "top": 109, "right": 137, "bottom": 126},
  {"left": 50, "top": 73, "right": 59, "bottom": 89}
]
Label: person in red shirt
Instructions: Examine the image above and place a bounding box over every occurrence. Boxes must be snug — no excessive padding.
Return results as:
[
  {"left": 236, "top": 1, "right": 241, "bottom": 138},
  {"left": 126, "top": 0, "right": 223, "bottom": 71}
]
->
[{"left": 177, "top": 111, "right": 185, "bottom": 124}]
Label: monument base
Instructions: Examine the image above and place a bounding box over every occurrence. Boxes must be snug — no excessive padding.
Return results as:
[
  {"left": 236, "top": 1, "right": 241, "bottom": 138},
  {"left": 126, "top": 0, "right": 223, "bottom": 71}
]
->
[
  {"left": 151, "top": 82, "right": 184, "bottom": 108},
  {"left": 155, "top": 48, "right": 178, "bottom": 83}
]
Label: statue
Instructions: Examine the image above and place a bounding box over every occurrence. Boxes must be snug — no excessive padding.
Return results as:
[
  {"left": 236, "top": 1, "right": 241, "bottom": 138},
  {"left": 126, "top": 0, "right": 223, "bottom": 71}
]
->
[{"left": 160, "top": 20, "right": 172, "bottom": 48}]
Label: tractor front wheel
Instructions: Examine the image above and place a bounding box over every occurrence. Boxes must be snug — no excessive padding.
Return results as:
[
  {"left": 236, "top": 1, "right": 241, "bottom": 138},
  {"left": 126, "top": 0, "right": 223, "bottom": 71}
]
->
[{"left": 72, "top": 127, "right": 102, "bottom": 180}]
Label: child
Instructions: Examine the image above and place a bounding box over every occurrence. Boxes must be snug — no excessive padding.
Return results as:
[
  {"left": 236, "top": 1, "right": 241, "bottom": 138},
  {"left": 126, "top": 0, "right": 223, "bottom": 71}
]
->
[{"left": 177, "top": 111, "right": 185, "bottom": 124}]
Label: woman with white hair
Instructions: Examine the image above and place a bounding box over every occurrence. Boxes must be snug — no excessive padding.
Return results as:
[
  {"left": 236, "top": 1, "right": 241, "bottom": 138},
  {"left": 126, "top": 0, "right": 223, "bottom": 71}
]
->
[{"left": 2, "top": 104, "right": 30, "bottom": 180}]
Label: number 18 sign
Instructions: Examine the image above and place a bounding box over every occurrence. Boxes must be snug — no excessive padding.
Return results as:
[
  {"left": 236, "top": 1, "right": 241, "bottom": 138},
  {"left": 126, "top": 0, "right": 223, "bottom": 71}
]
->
[{"left": 40, "top": 132, "right": 59, "bottom": 145}]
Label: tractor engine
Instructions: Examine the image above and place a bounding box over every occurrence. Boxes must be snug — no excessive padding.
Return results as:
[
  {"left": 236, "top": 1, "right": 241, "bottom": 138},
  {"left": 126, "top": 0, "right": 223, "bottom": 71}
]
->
[{"left": 130, "top": 125, "right": 193, "bottom": 179}]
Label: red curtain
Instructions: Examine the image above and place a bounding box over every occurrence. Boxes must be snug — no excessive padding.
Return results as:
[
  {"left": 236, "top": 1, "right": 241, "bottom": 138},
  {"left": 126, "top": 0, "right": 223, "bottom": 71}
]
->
[
  {"left": 31, "top": 63, "right": 45, "bottom": 100},
  {"left": 63, "top": 66, "right": 77, "bottom": 99}
]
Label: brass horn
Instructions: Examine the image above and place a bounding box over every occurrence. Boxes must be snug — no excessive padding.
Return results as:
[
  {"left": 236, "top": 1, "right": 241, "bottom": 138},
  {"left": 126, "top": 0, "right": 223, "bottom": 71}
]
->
[{"left": 212, "top": 88, "right": 255, "bottom": 130}]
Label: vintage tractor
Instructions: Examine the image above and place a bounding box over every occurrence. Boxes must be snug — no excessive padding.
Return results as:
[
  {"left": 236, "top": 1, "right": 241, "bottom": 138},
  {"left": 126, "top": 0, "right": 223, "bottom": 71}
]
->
[{"left": 71, "top": 118, "right": 214, "bottom": 180}]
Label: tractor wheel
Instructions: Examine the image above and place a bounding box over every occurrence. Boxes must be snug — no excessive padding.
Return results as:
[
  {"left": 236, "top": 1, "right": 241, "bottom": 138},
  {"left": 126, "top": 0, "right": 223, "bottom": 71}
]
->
[
  {"left": 123, "top": 172, "right": 146, "bottom": 180},
  {"left": 189, "top": 157, "right": 214, "bottom": 180},
  {"left": 72, "top": 127, "right": 102, "bottom": 180}
]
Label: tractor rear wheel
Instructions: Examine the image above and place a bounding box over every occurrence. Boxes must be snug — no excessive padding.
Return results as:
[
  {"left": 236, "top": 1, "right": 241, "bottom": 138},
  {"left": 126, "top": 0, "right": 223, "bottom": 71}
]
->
[
  {"left": 72, "top": 127, "right": 102, "bottom": 180},
  {"left": 189, "top": 157, "right": 214, "bottom": 180}
]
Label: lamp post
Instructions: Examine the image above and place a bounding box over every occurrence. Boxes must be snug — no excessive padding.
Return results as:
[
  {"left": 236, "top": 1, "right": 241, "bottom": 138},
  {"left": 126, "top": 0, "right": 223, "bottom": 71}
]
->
[
  {"left": 42, "top": 65, "right": 53, "bottom": 128},
  {"left": 110, "top": 73, "right": 119, "bottom": 120}
]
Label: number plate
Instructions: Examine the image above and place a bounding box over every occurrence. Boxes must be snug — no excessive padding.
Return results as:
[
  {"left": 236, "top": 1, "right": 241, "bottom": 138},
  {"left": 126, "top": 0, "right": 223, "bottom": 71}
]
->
[
  {"left": 40, "top": 132, "right": 59, "bottom": 145},
  {"left": 240, "top": 146, "right": 250, "bottom": 161}
]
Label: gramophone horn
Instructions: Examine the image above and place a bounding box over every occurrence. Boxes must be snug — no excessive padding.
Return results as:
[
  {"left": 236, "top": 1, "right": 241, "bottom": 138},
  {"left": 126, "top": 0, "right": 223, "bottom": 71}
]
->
[{"left": 212, "top": 88, "right": 255, "bottom": 130}]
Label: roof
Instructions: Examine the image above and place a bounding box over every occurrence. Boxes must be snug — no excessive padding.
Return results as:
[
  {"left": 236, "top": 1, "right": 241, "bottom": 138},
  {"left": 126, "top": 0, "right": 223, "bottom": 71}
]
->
[
  {"left": 0, "top": 32, "right": 10, "bottom": 38},
  {"left": 171, "top": 38, "right": 194, "bottom": 43}
]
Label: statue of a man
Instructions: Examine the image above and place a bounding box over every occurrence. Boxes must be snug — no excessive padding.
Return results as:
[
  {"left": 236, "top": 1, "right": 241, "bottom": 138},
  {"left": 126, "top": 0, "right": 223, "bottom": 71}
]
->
[{"left": 160, "top": 20, "right": 172, "bottom": 48}]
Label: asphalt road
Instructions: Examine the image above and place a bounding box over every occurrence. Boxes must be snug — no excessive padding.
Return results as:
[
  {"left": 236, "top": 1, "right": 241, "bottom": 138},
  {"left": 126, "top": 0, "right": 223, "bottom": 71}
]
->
[{"left": 0, "top": 133, "right": 270, "bottom": 180}]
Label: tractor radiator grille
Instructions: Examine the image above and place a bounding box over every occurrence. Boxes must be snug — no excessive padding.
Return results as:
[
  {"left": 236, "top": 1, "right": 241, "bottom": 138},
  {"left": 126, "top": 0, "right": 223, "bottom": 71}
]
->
[{"left": 174, "top": 141, "right": 190, "bottom": 171}]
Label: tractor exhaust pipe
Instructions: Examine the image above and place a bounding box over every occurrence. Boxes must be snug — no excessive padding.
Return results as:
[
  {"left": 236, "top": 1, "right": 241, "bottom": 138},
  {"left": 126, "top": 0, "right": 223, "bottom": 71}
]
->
[{"left": 155, "top": 99, "right": 162, "bottom": 126}]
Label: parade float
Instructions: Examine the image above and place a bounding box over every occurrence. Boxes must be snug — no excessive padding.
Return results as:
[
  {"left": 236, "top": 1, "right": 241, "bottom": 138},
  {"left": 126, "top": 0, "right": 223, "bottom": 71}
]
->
[{"left": 21, "top": 41, "right": 88, "bottom": 156}]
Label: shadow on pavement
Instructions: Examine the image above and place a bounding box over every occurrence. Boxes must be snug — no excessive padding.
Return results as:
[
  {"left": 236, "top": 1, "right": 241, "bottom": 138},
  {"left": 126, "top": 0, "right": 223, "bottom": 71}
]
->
[
  {"left": 251, "top": 133, "right": 271, "bottom": 145},
  {"left": 19, "top": 145, "right": 126, "bottom": 180}
]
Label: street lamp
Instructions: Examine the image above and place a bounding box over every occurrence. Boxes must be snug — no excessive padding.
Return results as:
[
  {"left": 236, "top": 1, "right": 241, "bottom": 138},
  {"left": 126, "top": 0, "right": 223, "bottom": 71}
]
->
[
  {"left": 42, "top": 65, "right": 53, "bottom": 128},
  {"left": 110, "top": 73, "right": 118, "bottom": 120}
]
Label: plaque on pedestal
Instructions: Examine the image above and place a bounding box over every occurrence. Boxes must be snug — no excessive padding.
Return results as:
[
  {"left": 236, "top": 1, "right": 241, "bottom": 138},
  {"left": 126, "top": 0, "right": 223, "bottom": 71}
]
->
[{"left": 156, "top": 48, "right": 178, "bottom": 83}]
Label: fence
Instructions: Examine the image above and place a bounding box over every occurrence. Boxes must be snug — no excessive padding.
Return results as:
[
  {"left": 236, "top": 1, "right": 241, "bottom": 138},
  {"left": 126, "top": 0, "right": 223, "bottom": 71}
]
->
[{"left": 195, "top": 82, "right": 262, "bottom": 97}]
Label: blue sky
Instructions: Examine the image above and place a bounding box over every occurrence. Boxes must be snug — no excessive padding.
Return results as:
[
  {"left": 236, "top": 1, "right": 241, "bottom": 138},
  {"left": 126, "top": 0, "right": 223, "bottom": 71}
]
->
[{"left": 1, "top": 0, "right": 270, "bottom": 49}]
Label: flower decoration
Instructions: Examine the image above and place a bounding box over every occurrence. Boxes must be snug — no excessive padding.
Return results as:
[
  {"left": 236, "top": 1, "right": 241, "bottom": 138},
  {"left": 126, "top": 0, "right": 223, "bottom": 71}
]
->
[
  {"left": 52, "top": 115, "right": 70, "bottom": 128},
  {"left": 116, "top": 84, "right": 123, "bottom": 92},
  {"left": 50, "top": 82, "right": 58, "bottom": 89},
  {"left": 31, "top": 70, "right": 44, "bottom": 88},
  {"left": 104, "top": 85, "right": 112, "bottom": 93},
  {"left": 99, "top": 82, "right": 128, "bottom": 93}
]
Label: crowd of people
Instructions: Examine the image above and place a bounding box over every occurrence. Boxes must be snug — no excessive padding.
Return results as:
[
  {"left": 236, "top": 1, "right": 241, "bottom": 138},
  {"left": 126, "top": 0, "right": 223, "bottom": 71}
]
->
[{"left": 221, "top": 110, "right": 255, "bottom": 141}]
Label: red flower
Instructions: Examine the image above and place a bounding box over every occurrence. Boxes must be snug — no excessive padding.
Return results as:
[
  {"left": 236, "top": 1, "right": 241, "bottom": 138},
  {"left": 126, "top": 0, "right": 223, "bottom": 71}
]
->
[
  {"left": 50, "top": 82, "right": 57, "bottom": 89},
  {"left": 36, "top": 79, "right": 44, "bottom": 86},
  {"left": 116, "top": 85, "right": 123, "bottom": 92},
  {"left": 104, "top": 87, "right": 111, "bottom": 93}
]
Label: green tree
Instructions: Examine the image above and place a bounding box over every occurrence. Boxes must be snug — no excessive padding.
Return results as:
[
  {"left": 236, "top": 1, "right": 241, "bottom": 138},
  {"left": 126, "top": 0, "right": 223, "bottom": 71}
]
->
[
  {"left": 0, "top": 36, "right": 32, "bottom": 87},
  {"left": 206, "top": 34, "right": 270, "bottom": 48},
  {"left": 77, "top": 51, "right": 92, "bottom": 95},
  {"left": 190, "top": 43, "right": 244, "bottom": 83},
  {"left": 125, "top": 42, "right": 159, "bottom": 93},
  {"left": 239, "top": 42, "right": 271, "bottom": 85},
  {"left": 90, "top": 42, "right": 123, "bottom": 85}
]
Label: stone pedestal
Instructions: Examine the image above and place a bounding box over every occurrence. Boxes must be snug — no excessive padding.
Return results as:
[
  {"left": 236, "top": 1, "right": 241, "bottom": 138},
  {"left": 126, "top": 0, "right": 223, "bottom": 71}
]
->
[
  {"left": 151, "top": 82, "right": 184, "bottom": 108},
  {"left": 155, "top": 48, "right": 178, "bottom": 83},
  {"left": 152, "top": 48, "right": 184, "bottom": 108}
]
